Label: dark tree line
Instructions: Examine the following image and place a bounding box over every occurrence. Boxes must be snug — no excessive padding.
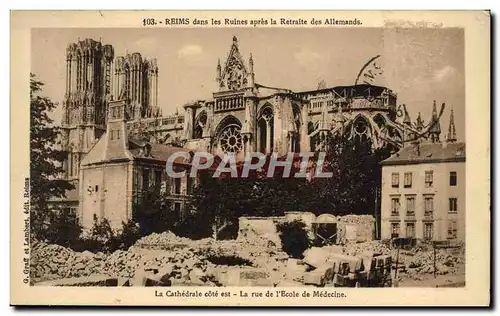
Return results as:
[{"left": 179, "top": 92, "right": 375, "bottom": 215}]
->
[{"left": 30, "top": 73, "right": 74, "bottom": 240}]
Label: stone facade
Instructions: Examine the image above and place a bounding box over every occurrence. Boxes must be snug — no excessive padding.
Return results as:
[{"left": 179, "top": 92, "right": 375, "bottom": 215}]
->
[{"left": 79, "top": 100, "right": 195, "bottom": 230}]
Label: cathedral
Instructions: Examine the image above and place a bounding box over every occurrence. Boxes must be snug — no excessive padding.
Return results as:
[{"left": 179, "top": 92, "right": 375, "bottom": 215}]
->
[{"left": 55, "top": 36, "right": 456, "bottom": 229}]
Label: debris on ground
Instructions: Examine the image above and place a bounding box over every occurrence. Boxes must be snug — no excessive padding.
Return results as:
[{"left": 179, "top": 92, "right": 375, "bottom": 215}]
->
[{"left": 30, "top": 230, "right": 465, "bottom": 287}]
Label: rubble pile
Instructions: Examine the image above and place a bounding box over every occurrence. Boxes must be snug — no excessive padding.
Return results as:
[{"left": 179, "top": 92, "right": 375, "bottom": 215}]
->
[
  {"left": 133, "top": 231, "right": 212, "bottom": 249},
  {"left": 403, "top": 247, "right": 465, "bottom": 278},
  {"left": 342, "top": 240, "right": 392, "bottom": 256},
  {"left": 30, "top": 230, "right": 465, "bottom": 287},
  {"left": 30, "top": 231, "right": 289, "bottom": 286},
  {"left": 30, "top": 241, "right": 104, "bottom": 284}
]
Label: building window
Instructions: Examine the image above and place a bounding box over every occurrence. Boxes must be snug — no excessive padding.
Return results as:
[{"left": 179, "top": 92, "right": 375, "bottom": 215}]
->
[
  {"left": 391, "top": 223, "right": 400, "bottom": 238},
  {"left": 450, "top": 171, "right": 457, "bottom": 186},
  {"left": 424, "top": 223, "right": 433, "bottom": 240},
  {"left": 424, "top": 196, "right": 434, "bottom": 216},
  {"left": 67, "top": 153, "right": 73, "bottom": 177},
  {"left": 404, "top": 172, "right": 412, "bottom": 188},
  {"left": 110, "top": 130, "right": 114, "bottom": 140},
  {"left": 174, "top": 177, "right": 181, "bottom": 195},
  {"left": 391, "top": 197, "right": 400, "bottom": 216},
  {"left": 449, "top": 197, "right": 458, "bottom": 213},
  {"left": 116, "top": 130, "right": 120, "bottom": 139},
  {"left": 425, "top": 170, "right": 433, "bottom": 187},
  {"left": 186, "top": 176, "right": 194, "bottom": 195},
  {"left": 155, "top": 170, "right": 162, "bottom": 187},
  {"left": 405, "top": 223, "right": 415, "bottom": 238},
  {"left": 174, "top": 202, "right": 182, "bottom": 221},
  {"left": 142, "top": 169, "right": 150, "bottom": 190},
  {"left": 447, "top": 220, "right": 458, "bottom": 239},
  {"left": 406, "top": 197, "right": 415, "bottom": 216},
  {"left": 95, "top": 185, "right": 99, "bottom": 192},
  {"left": 391, "top": 173, "right": 399, "bottom": 188}
]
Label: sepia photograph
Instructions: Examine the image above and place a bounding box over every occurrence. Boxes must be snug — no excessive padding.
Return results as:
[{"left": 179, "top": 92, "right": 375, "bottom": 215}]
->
[{"left": 10, "top": 10, "right": 490, "bottom": 306}]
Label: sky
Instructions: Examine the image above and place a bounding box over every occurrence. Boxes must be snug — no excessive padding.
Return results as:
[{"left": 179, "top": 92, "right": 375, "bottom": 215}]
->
[{"left": 31, "top": 27, "right": 465, "bottom": 141}]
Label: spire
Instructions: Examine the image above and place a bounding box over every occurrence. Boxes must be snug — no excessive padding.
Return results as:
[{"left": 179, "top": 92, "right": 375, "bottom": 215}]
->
[
  {"left": 447, "top": 107, "right": 457, "bottom": 143},
  {"left": 415, "top": 112, "right": 425, "bottom": 131},
  {"left": 249, "top": 53, "right": 254, "bottom": 73},
  {"left": 247, "top": 54, "right": 255, "bottom": 88},
  {"left": 216, "top": 58, "right": 222, "bottom": 82},
  {"left": 402, "top": 104, "right": 411, "bottom": 126},
  {"left": 428, "top": 100, "right": 442, "bottom": 143}
]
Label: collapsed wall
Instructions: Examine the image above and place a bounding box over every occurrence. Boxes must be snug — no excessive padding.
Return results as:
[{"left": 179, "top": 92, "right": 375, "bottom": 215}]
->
[{"left": 237, "top": 212, "right": 375, "bottom": 246}]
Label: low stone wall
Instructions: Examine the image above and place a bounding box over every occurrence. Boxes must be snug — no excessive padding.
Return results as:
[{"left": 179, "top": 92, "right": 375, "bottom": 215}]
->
[
  {"left": 336, "top": 215, "right": 375, "bottom": 243},
  {"left": 237, "top": 216, "right": 283, "bottom": 247},
  {"left": 237, "top": 213, "right": 375, "bottom": 246}
]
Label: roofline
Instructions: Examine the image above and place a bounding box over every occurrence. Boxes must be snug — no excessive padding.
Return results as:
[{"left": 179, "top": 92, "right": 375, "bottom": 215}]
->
[
  {"left": 380, "top": 157, "right": 466, "bottom": 166},
  {"left": 81, "top": 157, "right": 132, "bottom": 167},
  {"left": 296, "top": 84, "right": 392, "bottom": 95}
]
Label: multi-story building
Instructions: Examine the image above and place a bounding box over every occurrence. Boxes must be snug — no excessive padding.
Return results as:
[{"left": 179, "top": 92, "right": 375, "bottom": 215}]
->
[
  {"left": 380, "top": 110, "right": 465, "bottom": 241},
  {"left": 78, "top": 99, "right": 197, "bottom": 230}
]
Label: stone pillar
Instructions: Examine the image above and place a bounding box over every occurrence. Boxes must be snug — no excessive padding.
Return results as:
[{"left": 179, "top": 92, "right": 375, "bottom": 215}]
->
[
  {"left": 66, "top": 58, "right": 71, "bottom": 95},
  {"left": 203, "top": 105, "right": 213, "bottom": 138},
  {"left": 138, "top": 67, "right": 143, "bottom": 106},
  {"left": 183, "top": 106, "right": 194, "bottom": 140},
  {"left": 148, "top": 71, "right": 153, "bottom": 107},
  {"left": 114, "top": 69, "right": 120, "bottom": 99},
  {"left": 136, "top": 67, "right": 141, "bottom": 104},
  {"left": 80, "top": 56, "right": 85, "bottom": 90},
  {"left": 154, "top": 72, "right": 158, "bottom": 107},
  {"left": 88, "top": 53, "right": 93, "bottom": 90},
  {"left": 272, "top": 96, "right": 285, "bottom": 155},
  {"left": 300, "top": 104, "right": 310, "bottom": 152},
  {"left": 243, "top": 95, "right": 257, "bottom": 152},
  {"left": 71, "top": 57, "right": 77, "bottom": 92},
  {"left": 130, "top": 66, "right": 135, "bottom": 102},
  {"left": 266, "top": 121, "right": 272, "bottom": 154},
  {"left": 83, "top": 53, "right": 88, "bottom": 91}
]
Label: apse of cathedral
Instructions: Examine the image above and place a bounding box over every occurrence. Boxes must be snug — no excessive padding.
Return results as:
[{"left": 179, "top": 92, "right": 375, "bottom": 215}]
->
[
  {"left": 178, "top": 36, "right": 453, "bottom": 159},
  {"left": 60, "top": 36, "right": 454, "bottom": 182}
]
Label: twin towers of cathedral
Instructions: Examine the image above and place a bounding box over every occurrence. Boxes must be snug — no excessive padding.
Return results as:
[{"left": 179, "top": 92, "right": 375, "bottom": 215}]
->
[
  {"left": 62, "top": 38, "right": 160, "bottom": 129},
  {"left": 60, "top": 38, "right": 161, "bottom": 180}
]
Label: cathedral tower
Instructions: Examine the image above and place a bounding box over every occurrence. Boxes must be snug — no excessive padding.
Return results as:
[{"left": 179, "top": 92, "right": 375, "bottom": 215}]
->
[
  {"left": 114, "top": 53, "right": 160, "bottom": 121},
  {"left": 61, "top": 38, "right": 115, "bottom": 180}
]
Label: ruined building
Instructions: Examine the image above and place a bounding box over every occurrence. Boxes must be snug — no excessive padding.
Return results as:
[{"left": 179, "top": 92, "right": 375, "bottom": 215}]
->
[
  {"left": 54, "top": 36, "right": 454, "bottom": 229},
  {"left": 179, "top": 36, "right": 448, "bottom": 159}
]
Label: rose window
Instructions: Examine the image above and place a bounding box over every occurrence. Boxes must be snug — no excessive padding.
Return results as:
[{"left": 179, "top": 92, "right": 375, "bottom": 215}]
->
[{"left": 219, "top": 124, "right": 243, "bottom": 154}]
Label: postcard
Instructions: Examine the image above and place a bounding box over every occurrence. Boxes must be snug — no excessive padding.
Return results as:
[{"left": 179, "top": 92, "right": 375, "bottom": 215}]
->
[{"left": 10, "top": 10, "right": 490, "bottom": 306}]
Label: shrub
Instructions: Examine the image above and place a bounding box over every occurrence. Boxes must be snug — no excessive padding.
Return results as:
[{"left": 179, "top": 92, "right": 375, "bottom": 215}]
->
[
  {"left": 276, "top": 220, "right": 311, "bottom": 259},
  {"left": 73, "top": 215, "right": 119, "bottom": 253},
  {"left": 116, "top": 219, "right": 141, "bottom": 250},
  {"left": 44, "top": 208, "right": 83, "bottom": 248},
  {"left": 171, "top": 213, "right": 213, "bottom": 240}
]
